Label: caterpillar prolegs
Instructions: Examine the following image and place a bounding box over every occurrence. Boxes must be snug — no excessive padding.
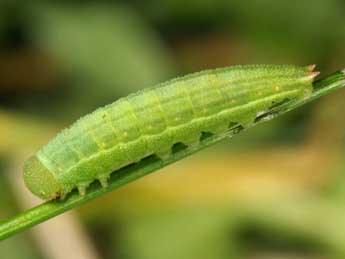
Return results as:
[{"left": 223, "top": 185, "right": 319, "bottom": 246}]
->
[{"left": 23, "top": 64, "right": 319, "bottom": 200}]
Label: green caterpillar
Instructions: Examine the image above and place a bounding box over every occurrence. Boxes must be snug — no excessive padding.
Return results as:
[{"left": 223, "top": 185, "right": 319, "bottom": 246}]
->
[{"left": 23, "top": 64, "right": 319, "bottom": 200}]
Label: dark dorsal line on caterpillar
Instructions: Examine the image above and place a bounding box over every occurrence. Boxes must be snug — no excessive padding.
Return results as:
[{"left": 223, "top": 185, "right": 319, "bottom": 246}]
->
[{"left": 23, "top": 64, "right": 319, "bottom": 200}]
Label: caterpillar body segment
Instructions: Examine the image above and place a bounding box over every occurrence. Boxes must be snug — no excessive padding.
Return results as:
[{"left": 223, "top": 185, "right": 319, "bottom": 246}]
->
[{"left": 23, "top": 64, "right": 318, "bottom": 200}]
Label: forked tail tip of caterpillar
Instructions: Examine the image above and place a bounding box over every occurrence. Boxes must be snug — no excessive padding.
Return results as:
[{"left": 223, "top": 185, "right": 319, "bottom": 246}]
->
[
  {"left": 306, "top": 64, "right": 317, "bottom": 72},
  {"left": 304, "top": 64, "right": 320, "bottom": 80},
  {"left": 309, "top": 71, "right": 320, "bottom": 78}
]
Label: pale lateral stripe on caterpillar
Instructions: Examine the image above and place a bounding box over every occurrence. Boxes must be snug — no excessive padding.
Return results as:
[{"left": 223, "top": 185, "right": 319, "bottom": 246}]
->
[{"left": 23, "top": 64, "right": 319, "bottom": 200}]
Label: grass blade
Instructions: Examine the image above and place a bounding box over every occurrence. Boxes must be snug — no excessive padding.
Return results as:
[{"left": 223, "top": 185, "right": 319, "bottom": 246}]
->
[{"left": 0, "top": 69, "right": 344, "bottom": 241}]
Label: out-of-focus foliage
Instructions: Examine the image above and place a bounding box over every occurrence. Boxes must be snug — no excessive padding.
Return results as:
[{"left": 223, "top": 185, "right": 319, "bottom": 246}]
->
[
  {"left": 118, "top": 208, "right": 240, "bottom": 259},
  {"left": 0, "top": 2, "right": 175, "bottom": 121},
  {"left": 0, "top": 111, "right": 55, "bottom": 154},
  {"left": 0, "top": 160, "right": 12, "bottom": 219},
  {"left": 1, "top": 0, "right": 345, "bottom": 258},
  {"left": 32, "top": 4, "right": 174, "bottom": 109},
  {"left": 133, "top": 0, "right": 345, "bottom": 66},
  {"left": 0, "top": 233, "right": 41, "bottom": 259},
  {"left": 0, "top": 161, "right": 42, "bottom": 259}
]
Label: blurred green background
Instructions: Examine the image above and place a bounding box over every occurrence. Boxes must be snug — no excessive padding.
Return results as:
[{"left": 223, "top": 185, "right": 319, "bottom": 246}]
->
[{"left": 0, "top": 1, "right": 345, "bottom": 258}]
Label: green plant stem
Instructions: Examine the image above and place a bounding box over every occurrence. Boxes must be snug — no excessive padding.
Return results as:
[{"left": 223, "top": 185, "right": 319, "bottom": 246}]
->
[{"left": 0, "top": 69, "right": 344, "bottom": 241}]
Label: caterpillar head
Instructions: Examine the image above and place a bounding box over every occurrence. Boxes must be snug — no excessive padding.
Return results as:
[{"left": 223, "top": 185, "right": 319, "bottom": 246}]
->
[{"left": 23, "top": 156, "right": 62, "bottom": 200}]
